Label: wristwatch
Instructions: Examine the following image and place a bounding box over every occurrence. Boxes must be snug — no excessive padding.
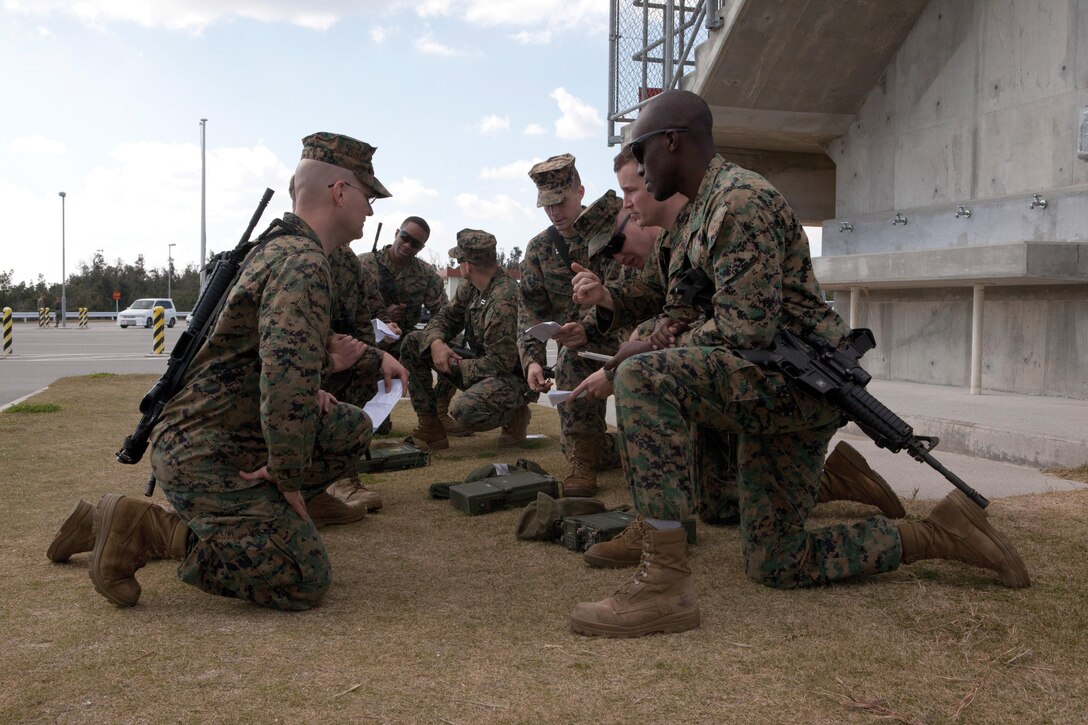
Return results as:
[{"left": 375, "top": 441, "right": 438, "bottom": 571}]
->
[{"left": 603, "top": 367, "right": 616, "bottom": 383}]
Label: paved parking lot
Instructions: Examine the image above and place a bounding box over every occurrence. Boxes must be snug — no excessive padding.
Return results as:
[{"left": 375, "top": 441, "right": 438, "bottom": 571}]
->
[{"left": 0, "top": 322, "right": 185, "bottom": 407}]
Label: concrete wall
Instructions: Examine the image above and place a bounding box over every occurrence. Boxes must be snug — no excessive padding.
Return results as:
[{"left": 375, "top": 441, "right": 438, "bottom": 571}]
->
[
  {"left": 832, "top": 284, "right": 1088, "bottom": 398},
  {"left": 821, "top": 0, "right": 1088, "bottom": 399}
]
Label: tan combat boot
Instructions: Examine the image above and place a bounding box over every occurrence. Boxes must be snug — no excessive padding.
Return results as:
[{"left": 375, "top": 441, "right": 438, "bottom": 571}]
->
[
  {"left": 897, "top": 490, "right": 1030, "bottom": 588},
  {"left": 583, "top": 516, "right": 649, "bottom": 568},
  {"left": 570, "top": 526, "right": 700, "bottom": 637},
  {"left": 497, "top": 403, "right": 531, "bottom": 447},
  {"left": 89, "top": 493, "right": 190, "bottom": 607},
  {"left": 308, "top": 491, "right": 368, "bottom": 528},
  {"left": 47, "top": 499, "right": 96, "bottom": 562},
  {"left": 326, "top": 476, "right": 383, "bottom": 512},
  {"left": 409, "top": 414, "right": 449, "bottom": 451},
  {"left": 818, "top": 441, "right": 906, "bottom": 518},
  {"left": 437, "top": 394, "right": 471, "bottom": 437},
  {"left": 561, "top": 437, "right": 598, "bottom": 497}
]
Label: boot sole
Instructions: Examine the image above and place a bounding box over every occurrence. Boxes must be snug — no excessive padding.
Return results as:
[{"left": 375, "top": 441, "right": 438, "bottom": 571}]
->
[
  {"left": 89, "top": 493, "right": 138, "bottom": 607},
  {"left": 945, "top": 490, "right": 1031, "bottom": 588},
  {"left": 47, "top": 499, "right": 93, "bottom": 563},
  {"left": 831, "top": 441, "right": 906, "bottom": 519},
  {"left": 570, "top": 609, "right": 701, "bottom": 638}
]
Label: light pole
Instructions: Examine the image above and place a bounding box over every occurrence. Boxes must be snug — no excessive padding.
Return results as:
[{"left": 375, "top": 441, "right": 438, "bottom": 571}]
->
[
  {"left": 167, "top": 243, "right": 176, "bottom": 299},
  {"left": 199, "top": 118, "right": 208, "bottom": 289},
  {"left": 59, "top": 191, "right": 66, "bottom": 328}
]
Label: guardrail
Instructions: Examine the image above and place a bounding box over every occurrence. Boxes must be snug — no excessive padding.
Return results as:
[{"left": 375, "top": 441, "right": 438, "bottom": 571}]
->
[{"left": 6, "top": 311, "right": 191, "bottom": 322}]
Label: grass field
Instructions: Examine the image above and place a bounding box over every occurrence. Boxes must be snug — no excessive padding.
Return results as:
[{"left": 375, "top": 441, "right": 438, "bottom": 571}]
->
[{"left": 2, "top": 374, "right": 1086, "bottom": 723}]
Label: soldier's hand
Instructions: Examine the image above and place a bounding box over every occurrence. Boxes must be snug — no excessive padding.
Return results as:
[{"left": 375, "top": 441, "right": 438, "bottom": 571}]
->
[
  {"left": 571, "top": 263, "right": 612, "bottom": 309},
  {"left": 605, "top": 339, "right": 655, "bottom": 371},
  {"left": 380, "top": 351, "right": 410, "bottom": 394},
  {"left": 430, "top": 339, "right": 459, "bottom": 375},
  {"left": 316, "top": 389, "right": 338, "bottom": 414},
  {"left": 552, "top": 321, "right": 588, "bottom": 349},
  {"left": 649, "top": 317, "right": 689, "bottom": 349},
  {"left": 526, "top": 362, "right": 553, "bottom": 392},
  {"left": 570, "top": 367, "right": 613, "bottom": 401},
  {"left": 386, "top": 303, "right": 408, "bottom": 323},
  {"left": 327, "top": 333, "right": 367, "bottom": 373},
  {"left": 238, "top": 467, "right": 310, "bottom": 521},
  {"left": 386, "top": 321, "right": 403, "bottom": 336}
]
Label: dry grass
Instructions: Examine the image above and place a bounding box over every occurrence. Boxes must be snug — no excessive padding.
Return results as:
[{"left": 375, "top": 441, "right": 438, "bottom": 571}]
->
[
  {"left": 3, "top": 374, "right": 1087, "bottom": 723},
  {"left": 1041, "top": 464, "right": 1088, "bottom": 484}
]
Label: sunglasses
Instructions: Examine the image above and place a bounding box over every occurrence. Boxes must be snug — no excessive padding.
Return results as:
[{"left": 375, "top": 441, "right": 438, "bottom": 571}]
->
[
  {"left": 397, "top": 228, "right": 426, "bottom": 250},
  {"left": 629, "top": 127, "right": 689, "bottom": 164},
  {"left": 601, "top": 213, "right": 632, "bottom": 257}
]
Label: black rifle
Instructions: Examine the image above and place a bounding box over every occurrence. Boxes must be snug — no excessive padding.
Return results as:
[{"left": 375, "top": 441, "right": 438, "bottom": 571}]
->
[
  {"left": 116, "top": 189, "right": 275, "bottom": 496},
  {"left": 742, "top": 328, "right": 990, "bottom": 509},
  {"left": 370, "top": 221, "right": 383, "bottom": 253}
]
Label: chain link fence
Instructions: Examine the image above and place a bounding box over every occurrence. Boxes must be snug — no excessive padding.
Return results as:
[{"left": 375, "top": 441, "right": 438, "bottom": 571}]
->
[{"left": 608, "top": 0, "right": 721, "bottom": 144}]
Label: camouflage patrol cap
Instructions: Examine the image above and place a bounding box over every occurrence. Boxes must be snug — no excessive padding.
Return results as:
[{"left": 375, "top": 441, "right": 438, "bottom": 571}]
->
[
  {"left": 574, "top": 190, "right": 625, "bottom": 258},
  {"left": 300, "top": 132, "right": 392, "bottom": 199},
  {"left": 448, "top": 228, "right": 498, "bottom": 263},
  {"left": 528, "top": 153, "right": 579, "bottom": 207}
]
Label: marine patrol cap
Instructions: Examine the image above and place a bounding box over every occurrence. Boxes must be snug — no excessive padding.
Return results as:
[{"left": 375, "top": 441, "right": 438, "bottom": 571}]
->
[
  {"left": 448, "top": 228, "right": 498, "bottom": 263},
  {"left": 300, "top": 132, "right": 392, "bottom": 199},
  {"left": 528, "top": 153, "right": 579, "bottom": 207},
  {"left": 574, "top": 190, "right": 625, "bottom": 258}
]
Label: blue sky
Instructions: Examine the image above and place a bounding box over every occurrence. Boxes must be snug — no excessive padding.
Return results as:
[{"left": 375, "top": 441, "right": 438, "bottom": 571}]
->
[{"left": 0, "top": 0, "right": 820, "bottom": 287}]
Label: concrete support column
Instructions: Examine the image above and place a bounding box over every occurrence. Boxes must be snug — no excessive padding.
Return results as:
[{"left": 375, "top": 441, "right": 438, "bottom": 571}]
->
[
  {"left": 970, "top": 284, "right": 984, "bottom": 395},
  {"left": 849, "top": 287, "right": 861, "bottom": 329}
]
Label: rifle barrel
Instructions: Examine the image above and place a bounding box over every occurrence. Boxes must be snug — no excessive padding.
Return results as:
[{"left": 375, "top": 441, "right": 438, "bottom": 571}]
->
[{"left": 914, "top": 448, "right": 990, "bottom": 508}]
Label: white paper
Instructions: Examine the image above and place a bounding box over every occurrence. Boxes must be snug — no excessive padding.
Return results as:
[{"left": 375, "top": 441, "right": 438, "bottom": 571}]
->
[
  {"left": 372, "top": 318, "right": 401, "bottom": 343},
  {"left": 524, "top": 321, "right": 562, "bottom": 342},
  {"left": 363, "top": 379, "right": 403, "bottom": 428},
  {"left": 577, "top": 351, "right": 612, "bottom": 363},
  {"left": 546, "top": 389, "right": 587, "bottom": 406}
]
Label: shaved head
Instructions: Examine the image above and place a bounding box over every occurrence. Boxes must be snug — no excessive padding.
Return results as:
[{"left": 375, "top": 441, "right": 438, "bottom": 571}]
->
[{"left": 631, "top": 90, "right": 716, "bottom": 200}]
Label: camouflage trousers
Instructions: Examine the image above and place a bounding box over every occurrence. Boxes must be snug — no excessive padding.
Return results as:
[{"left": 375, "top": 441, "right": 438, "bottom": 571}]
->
[
  {"left": 152, "top": 402, "right": 370, "bottom": 611},
  {"left": 400, "top": 330, "right": 528, "bottom": 432},
  {"left": 556, "top": 346, "right": 622, "bottom": 471},
  {"left": 614, "top": 347, "right": 902, "bottom": 588}
]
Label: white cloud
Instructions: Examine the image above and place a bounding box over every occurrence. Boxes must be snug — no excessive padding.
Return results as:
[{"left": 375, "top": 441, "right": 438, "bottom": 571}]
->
[
  {"left": 369, "top": 24, "right": 389, "bottom": 43},
  {"left": 0, "top": 141, "right": 293, "bottom": 284},
  {"left": 461, "top": 0, "right": 607, "bottom": 34},
  {"left": 522, "top": 123, "right": 547, "bottom": 137},
  {"left": 414, "top": 31, "right": 477, "bottom": 57},
  {"left": 455, "top": 193, "right": 534, "bottom": 223},
  {"left": 479, "top": 159, "right": 541, "bottom": 180},
  {"left": 476, "top": 115, "right": 510, "bottom": 134},
  {"left": 550, "top": 87, "right": 604, "bottom": 140},
  {"left": 513, "top": 29, "right": 551, "bottom": 44},
  {"left": 10, "top": 136, "right": 67, "bottom": 154},
  {"left": 388, "top": 177, "right": 439, "bottom": 204}
]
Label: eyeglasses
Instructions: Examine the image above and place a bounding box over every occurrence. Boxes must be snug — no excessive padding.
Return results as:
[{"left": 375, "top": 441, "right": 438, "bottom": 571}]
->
[
  {"left": 629, "top": 127, "right": 689, "bottom": 164},
  {"left": 328, "top": 180, "right": 376, "bottom": 206},
  {"left": 397, "top": 228, "right": 426, "bottom": 250},
  {"left": 451, "top": 257, "right": 466, "bottom": 268},
  {"left": 601, "top": 213, "right": 632, "bottom": 257}
]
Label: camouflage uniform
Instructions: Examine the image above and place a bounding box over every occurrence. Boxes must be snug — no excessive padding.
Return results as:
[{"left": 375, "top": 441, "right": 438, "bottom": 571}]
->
[
  {"left": 400, "top": 230, "right": 530, "bottom": 431},
  {"left": 148, "top": 132, "right": 390, "bottom": 610},
  {"left": 604, "top": 157, "right": 902, "bottom": 587},
  {"left": 518, "top": 157, "right": 623, "bottom": 468},
  {"left": 358, "top": 245, "right": 447, "bottom": 336},
  {"left": 324, "top": 246, "right": 385, "bottom": 407}
]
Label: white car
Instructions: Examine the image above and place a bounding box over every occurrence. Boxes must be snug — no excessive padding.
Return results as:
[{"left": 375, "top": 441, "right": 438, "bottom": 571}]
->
[{"left": 116, "top": 298, "right": 178, "bottom": 328}]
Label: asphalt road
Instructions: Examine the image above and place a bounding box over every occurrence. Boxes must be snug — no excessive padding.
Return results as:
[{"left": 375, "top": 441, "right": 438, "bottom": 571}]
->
[{"left": 0, "top": 321, "right": 184, "bottom": 407}]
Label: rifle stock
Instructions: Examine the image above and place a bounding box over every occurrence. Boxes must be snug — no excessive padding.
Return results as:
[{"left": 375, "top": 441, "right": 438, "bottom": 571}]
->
[{"left": 116, "top": 188, "right": 275, "bottom": 495}]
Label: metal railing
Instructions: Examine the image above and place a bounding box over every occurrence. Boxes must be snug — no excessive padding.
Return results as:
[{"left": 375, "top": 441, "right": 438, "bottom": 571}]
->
[{"left": 608, "top": 0, "right": 723, "bottom": 145}]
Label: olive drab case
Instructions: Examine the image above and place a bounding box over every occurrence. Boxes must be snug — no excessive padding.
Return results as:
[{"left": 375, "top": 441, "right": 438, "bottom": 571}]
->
[
  {"left": 449, "top": 471, "right": 558, "bottom": 515},
  {"left": 358, "top": 441, "right": 430, "bottom": 473},
  {"left": 560, "top": 511, "right": 697, "bottom": 552}
]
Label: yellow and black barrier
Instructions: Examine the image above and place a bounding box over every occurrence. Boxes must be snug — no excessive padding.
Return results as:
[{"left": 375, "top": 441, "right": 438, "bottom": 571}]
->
[
  {"left": 39, "top": 307, "right": 49, "bottom": 327},
  {"left": 152, "top": 305, "right": 165, "bottom": 354},
  {"left": 3, "top": 307, "right": 11, "bottom": 355},
  {"left": 79, "top": 307, "right": 88, "bottom": 328}
]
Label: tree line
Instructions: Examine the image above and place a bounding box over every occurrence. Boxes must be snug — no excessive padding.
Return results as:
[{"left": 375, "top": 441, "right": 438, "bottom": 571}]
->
[
  {"left": 0, "top": 251, "right": 202, "bottom": 313},
  {"left": 0, "top": 245, "right": 525, "bottom": 314}
]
